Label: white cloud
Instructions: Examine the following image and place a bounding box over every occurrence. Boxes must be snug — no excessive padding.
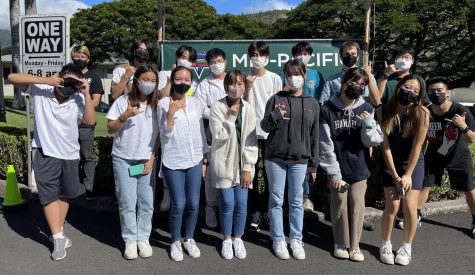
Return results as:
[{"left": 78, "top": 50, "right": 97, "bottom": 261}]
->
[
  {"left": 243, "top": 0, "right": 295, "bottom": 13},
  {"left": 0, "top": 0, "right": 89, "bottom": 30}
]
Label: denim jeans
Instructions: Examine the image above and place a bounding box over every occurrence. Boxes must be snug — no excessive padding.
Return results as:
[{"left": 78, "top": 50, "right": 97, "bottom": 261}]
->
[
  {"left": 112, "top": 155, "right": 155, "bottom": 242},
  {"left": 265, "top": 160, "right": 306, "bottom": 241},
  {"left": 162, "top": 162, "right": 202, "bottom": 241},
  {"left": 303, "top": 174, "right": 314, "bottom": 198},
  {"left": 218, "top": 184, "right": 248, "bottom": 238},
  {"left": 79, "top": 124, "right": 95, "bottom": 192}
]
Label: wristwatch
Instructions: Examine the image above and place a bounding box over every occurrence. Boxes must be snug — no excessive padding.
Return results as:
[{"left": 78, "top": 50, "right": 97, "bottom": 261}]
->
[{"left": 460, "top": 126, "right": 469, "bottom": 133}]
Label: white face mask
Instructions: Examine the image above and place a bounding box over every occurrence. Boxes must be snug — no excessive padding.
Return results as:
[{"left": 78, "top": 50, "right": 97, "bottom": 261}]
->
[
  {"left": 209, "top": 62, "right": 226, "bottom": 76},
  {"left": 250, "top": 56, "right": 267, "bottom": 69},
  {"left": 394, "top": 58, "right": 413, "bottom": 71},
  {"left": 227, "top": 87, "right": 244, "bottom": 100},
  {"left": 137, "top": 81, "right": 156, "bottom": 95},
  {"left": 295, "top": 55, "right": 311, "bottom": 65},
  {"left": 286, "top": 76, "right": 304, "bottom": 90},
  {"left": 177, "top": 58, "right": 193, "bottom": 69}
]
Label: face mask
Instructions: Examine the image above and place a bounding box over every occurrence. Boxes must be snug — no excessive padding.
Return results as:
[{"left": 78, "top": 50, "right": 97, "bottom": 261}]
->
[
  {"left": 428, "top": 92, "right": 447, "bottom": 105},
  {"left": 209, "top": 62, "right": 226, "bottom": 75},
  {"left": 250, "top": 56, "right": 267, "bottom": 69},
  {"left": 345, "top": 84, "right": 364, "bottom": 99},
  {"left": 286, "top": 76, "right": 304, "bottom": 91},
  {"left": 134, "top": 50, "right": 149, "bottom": 63},
  {"left": 177, "top": 58, "right": 192, "bottom": 69},
  {"left": 173, "top": 83, "right": 191, "bottom": 95},
  {"left": 397, "top": 88, "right": 418, "bottom": 106},
  {"left": 59, "top": 86, "right": 78, "bottom": 97},
  {"left": 137, "top": 81, "right": 156, "bottom": 95},
  {"left": 73, "top": 59, "right": 88, "bottom": 70},
  {"left": 295, "top": 55, "right": 311, "bottom": 65},
  {"left": 227, "top": 87, "right": 244, "bottom": 100},
  {"left": 341, "top": 55, "right": 358, "bottom": 67},
  {"left": 394, "top": 58, "right": 413, "bottom": 71}
]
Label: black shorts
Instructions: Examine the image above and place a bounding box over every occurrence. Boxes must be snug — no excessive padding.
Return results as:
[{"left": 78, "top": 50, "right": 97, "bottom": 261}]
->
[
  {"left": 424, "top": 164, "right": 474, "bottom": 192},
  {"left": 33, "top": 148, "right": 85, "bottom": 205},
  {"left": 382, "top": 158, "right": 425, "bottom": 190}
]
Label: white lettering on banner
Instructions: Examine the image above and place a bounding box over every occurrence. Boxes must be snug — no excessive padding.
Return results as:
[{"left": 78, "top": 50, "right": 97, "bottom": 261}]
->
[
  {"left": 335, "top": 53, "right": 340, "bottom": 66},
  {"left": 322, "top": 53, "right": 333, "bottom": 66},
  {"left": 277, "top": 53, "right": 290, "bottom": 67},
  {"left": 233, "top": 54, "right": 247, "bottom": 67}
]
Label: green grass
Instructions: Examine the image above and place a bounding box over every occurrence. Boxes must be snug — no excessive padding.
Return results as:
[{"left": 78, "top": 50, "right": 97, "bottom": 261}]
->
[{"left": 3, "top": 96, "right": 110, "bottom": 137}]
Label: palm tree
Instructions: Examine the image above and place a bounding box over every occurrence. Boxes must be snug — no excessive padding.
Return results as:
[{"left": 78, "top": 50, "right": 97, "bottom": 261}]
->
[{"left": 10, "top": 0, "right": 25, "bottom": 110}]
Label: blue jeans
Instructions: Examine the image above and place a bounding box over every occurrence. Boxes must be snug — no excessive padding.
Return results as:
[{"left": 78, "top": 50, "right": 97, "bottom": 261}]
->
[
  {"left": 265, "top": 160, "right": 306, "bottom": 241},
  {"left": 112, "top": 155, "right": 155, "bottom": 242},
  {"left": 162, "top": 162, "right": 202, "bottom": 241},
  {"left": 303, "top": 174, "right": 314, "bottom": 198},
  {"left": 218, "top": 184, "right": 248, "bottom": 238}
]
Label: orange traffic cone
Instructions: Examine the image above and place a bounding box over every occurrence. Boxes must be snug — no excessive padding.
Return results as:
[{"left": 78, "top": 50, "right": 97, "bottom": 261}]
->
[{"left": 2, "top": 165, "right": 25, "bottom": 207}]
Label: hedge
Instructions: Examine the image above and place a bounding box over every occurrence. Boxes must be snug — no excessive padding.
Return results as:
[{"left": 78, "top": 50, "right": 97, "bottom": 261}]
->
[{"left": 1, "top": 122, "right": 472, "bottom": 207}]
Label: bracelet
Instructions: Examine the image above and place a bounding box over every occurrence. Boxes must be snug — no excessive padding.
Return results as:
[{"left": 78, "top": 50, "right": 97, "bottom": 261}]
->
[{"left": 118, "top": 115, "right": 127, "bottom": 123}]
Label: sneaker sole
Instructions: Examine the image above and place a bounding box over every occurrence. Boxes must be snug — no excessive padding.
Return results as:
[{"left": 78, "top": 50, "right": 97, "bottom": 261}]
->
[
  {"left": 51, "top": 251, "right": 67, "bottom": 261},
  {"left": 124, "top": 253, "right": 138, "bottom": 260},
  {"left": 380, "top": 257, "right": 395, "bottom": 265},
  {"left": 139, "top": 252, "right": 153, "bottom": 258}
]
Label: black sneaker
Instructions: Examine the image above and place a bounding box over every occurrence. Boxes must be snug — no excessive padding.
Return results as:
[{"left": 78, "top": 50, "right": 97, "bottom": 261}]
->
[
  {"left": 250, "top": 211, "right": 261, "bottom": 231},
  {"left": 471, "top": 224, "right": 475, "bottom": 239}
]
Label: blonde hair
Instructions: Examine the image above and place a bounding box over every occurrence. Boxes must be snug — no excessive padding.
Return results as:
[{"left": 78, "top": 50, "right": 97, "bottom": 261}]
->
[{"left": 71, "top": 45, "right": 90, "bottom": 59}]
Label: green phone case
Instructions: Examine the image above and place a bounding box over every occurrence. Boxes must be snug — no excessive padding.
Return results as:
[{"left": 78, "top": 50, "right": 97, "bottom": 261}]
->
[{"left": 129, "top": 164, "right": 144, "bottom": 177}]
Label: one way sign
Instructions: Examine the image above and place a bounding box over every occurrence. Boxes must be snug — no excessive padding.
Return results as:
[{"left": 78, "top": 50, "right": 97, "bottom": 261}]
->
[{"left": 20, "top": 15, "right": 70, "bottom": 77}]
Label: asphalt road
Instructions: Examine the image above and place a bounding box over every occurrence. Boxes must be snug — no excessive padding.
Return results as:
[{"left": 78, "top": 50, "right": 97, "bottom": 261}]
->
[{"left": 0, "top": 201, "right": 474, "bottom": 275}]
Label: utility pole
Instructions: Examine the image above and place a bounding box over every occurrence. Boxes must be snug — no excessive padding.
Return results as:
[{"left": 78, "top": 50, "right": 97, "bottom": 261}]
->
[
  {"left": 157, "top": 0, "right": 165, "bottom": 70},
  {"left": 363, "top": 0, "right": 371, "bottom": 66},
  {"left": 0, "top": 41, "right": 6, "bottom": 123}
]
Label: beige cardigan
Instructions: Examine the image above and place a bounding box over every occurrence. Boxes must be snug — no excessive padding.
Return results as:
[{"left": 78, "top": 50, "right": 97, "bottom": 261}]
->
[{"left": 209, "top": 97, "right": 258, "bottom": 189}]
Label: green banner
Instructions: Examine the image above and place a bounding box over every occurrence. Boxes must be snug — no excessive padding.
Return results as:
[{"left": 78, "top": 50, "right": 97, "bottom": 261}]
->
[{"left": 160, "top": 39, "right": 362, "bottom": 81}]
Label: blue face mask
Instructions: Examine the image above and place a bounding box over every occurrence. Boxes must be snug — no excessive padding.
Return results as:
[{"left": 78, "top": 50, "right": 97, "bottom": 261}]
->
[{"left": 137, "top": 81, "right": 156, "bottom": 95}]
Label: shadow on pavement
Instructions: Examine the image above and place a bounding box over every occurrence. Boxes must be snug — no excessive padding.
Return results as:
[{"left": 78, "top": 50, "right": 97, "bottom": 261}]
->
[
  {"left": 422, "top": 218, "right": 473, "bottom": 238},
  {"left": 3, "top": 199, "right": 52, "bottom": 251}
]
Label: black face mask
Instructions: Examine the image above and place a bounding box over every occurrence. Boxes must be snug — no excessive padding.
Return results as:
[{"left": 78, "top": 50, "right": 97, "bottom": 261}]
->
[
  {"left": 59, "top": 76, "right": 81, "bottom": 97},
  {"left": 173, "top": 83, "right": 191, "bottom": 95},
  {"left": 428, "top": 92, "right": 447, "bottom": 105},
  {"left": 73, "top": 59, "right": 88, "bottom": 70},
  {"left": 59, "top": 86, "right": 79, "bottom": 97},
  {"left": 341, "top": 55, "right": 358, "bottom": 67},
  {"left": 397, "top": 88, "right": 418, "bottom": 106},
  {"left": 134, "top": 50, "right": 149, "bottom": 63},
  {"left": 345, "top": 84, "right": 364, "bottom": 99}
]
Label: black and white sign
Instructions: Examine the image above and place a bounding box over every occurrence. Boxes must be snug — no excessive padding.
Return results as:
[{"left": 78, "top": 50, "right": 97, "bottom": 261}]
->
[{"left": 20, "top": 15, "right": 70, "bottom": 77}]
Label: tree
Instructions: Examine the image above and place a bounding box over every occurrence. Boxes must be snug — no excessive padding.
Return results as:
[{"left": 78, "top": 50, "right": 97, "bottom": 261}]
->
[
  {"left": 272, "top": 0, "right": 475, "bottom": 87},
  {"left": 9, "top": 0, "right": 25, "bottom": 110},
  {"left": 25, "top": 0, "right": 37, "bottom": 14},
  {"left": 70, "top": 0, "right": 272, "bottom": 65}
]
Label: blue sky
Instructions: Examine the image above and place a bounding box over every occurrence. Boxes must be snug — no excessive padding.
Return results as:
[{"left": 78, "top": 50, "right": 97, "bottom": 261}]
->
[
  {"left": 0, "top": 0, "right": 304, "bottom": 30},
  {"left": 80, "top": 0, "right": 304, "bottom": 14}
]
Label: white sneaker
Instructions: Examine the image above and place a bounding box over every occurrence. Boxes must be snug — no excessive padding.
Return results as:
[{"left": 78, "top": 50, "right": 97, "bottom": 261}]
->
[
  {"left": 137, "top": 240, "right": 153, "bottom": 258},
  {"left": 272, "top": 240, "right": 289, "bottom": 260},
  {"left": 290, "top": 239, "right": 305, "bottom": 260},
  {"left": 124, "top": 241, "right": 138, "bottom": 260},
  {"left": 333, "top": 244, "right": 349, "bottom": 259},
  {"left": 205, "top": 206, "right": 218, "bottom": 228},
  {"left": 183, "top": 239, "right": 201, "bottom": 258},
  {"left": 379, "top": 242, "right": 395, "bottom": 265},
  {"left": 233, "top": 238, "right": 247, "bottom": 259},
  {"left": 221, "top": 239, "right": 233, "bottom": 260},
  {"left": 170, "top": 241, "right": 183, "bottom": 262},
  {"left": 395, "top": 246, "right": 412, "bottom": 266},
  {"left": 160, "top": 188, "right": 170, "bottom": 212},
  {"left": 250, "top": 211, "right": 261, "bottom": 231},
  {"left": 349, "top": 248, "right": 365, "bottom": 262},
  {"left": 303, "top": 197, "right": 314, "bottom": 211}
]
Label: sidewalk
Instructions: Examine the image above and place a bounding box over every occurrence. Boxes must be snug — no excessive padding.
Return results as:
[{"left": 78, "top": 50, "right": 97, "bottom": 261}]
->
[{"left": 1, "top": 179, "right": 469, "bottom": 219}]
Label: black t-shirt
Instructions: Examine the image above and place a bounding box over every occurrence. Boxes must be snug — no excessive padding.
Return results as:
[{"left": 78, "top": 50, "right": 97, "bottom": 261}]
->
[
  {"left": 425, "top": 102, "right": 475, "bottom": 168},
  {"left": 84, "top": 70, "right": 104, "bottom": 97}
]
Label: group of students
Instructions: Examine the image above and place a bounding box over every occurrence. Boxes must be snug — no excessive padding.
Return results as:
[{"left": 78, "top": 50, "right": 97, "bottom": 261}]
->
[{"left": 7, "top": 39, "right": 475, "bottom": 265}]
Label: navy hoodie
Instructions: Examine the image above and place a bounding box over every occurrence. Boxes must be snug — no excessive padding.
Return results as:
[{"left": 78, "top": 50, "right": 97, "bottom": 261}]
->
[
  {"left": 319, "top": 94, "right": 384, "bottom": 182},
  {"left": 260, "top": 91, "right": 319, "bottom": 172}
]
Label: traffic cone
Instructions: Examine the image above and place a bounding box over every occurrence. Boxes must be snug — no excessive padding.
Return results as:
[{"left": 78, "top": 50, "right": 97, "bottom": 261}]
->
[{"left": 2, "top": 165, "right": 25, "bottom": 207}]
